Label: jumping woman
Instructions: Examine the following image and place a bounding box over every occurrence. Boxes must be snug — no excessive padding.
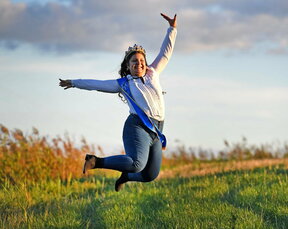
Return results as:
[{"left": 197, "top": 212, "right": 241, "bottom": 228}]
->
[{"left": 59, "top": 13, "right": 177, "bottom": 191}]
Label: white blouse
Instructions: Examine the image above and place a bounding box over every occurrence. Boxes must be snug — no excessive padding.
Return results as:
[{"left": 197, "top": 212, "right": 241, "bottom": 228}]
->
[{"left": 72, "top": 26, "right": 177, "bottom": 121}]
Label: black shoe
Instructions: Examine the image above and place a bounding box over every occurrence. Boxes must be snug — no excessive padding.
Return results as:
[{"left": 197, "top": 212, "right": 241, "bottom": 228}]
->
[
  {"left": 115, "top": 173, "right": 128, "bottom": 192},
  {"left": 83, "top": 154, "right": 97, "bottom": 174}
]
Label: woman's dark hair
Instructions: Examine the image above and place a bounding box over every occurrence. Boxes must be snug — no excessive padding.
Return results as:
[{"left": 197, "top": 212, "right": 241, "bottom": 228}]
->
[{"left": 118, "top": 51, "right": 147, "bottom": 102}]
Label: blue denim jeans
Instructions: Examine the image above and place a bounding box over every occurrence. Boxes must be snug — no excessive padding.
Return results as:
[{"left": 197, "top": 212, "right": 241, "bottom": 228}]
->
[{"left": 101, "top": 114, "right": 164, "bottom": 182}]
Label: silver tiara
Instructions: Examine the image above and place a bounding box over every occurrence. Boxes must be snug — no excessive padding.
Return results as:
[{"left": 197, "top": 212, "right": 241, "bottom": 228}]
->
[{"left": 125, "top": 44, "right": 146, "bottom": 59}]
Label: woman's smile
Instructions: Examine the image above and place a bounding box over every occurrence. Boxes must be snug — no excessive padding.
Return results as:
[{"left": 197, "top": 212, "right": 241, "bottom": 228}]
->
[{"left": 128, "top": 53, "right": 147, "bottom": 77}]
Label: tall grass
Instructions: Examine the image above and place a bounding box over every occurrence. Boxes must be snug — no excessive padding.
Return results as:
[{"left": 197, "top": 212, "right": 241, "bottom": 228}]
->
[
  {"left": 0, "top": 125, "right": 92, "bottom": 184},
  {"left": 1, "top": 124, "right": 288, "bottom": 184},
  {"left": 166, "top": 137, "right": 288, "bottom": 166}
]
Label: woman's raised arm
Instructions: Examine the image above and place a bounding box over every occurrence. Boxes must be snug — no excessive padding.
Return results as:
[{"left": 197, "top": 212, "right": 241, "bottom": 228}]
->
[{"left": 149, "top": 13, "right": 177, "bottom": 74}]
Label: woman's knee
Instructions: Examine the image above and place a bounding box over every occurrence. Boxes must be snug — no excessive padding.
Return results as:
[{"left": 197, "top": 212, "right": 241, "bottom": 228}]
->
[
  {"left": 130, "top": 160, "right": 146, "bottom": 173},
  {"left": 142, "top": 169, "right": 160, "bottom": 182}
]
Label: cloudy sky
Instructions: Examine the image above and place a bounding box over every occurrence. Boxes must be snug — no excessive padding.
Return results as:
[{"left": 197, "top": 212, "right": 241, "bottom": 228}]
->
[{"left": 1, "top": 0, "right": 287, "bottom": 154}]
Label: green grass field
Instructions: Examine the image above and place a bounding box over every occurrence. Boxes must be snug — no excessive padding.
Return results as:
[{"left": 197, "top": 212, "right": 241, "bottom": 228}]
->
[
  {"left": 1, "top": 165, "right": 288, "bottom": 229},
  {"left": 1, "top": 127, "right": 288, "bottom": 228}
]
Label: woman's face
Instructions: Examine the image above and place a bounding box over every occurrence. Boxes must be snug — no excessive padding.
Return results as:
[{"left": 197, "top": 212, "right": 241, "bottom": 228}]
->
[{"left": 128, "top": 52, "right": 147, "bottom": 77}]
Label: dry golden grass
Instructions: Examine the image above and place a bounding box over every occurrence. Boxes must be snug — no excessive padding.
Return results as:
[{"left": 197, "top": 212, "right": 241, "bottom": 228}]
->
[
  {"left": 159, "top": 158, "right": 288, "bottom": 178},
  {"left": 0, "top": 125, "right": 89, "bottom": 184},
  {"left": 1, "top": 124, "right": 288, "bottom": 184}
]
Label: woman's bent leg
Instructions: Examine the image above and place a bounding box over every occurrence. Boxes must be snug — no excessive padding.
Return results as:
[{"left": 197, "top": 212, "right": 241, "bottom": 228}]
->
[
  {"left": 100, "top": 115, "right": 153, "bottom": 173},
  {"left": 127, "top": 138, "right": 162, "bottom": 182}
]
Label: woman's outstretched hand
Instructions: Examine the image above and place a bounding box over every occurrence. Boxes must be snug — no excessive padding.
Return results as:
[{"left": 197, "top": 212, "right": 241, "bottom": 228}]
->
[
  {"left": 59, "top": 78, "right": 73, "bottom": 90},
  {"left": 161, "top": 13, "right": 177, "bottom": 28}
]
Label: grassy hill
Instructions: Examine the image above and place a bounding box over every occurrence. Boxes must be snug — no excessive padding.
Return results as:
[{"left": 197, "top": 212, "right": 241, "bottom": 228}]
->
[{"left": 1, "top": 163, "right": 288, "bottom": 229}]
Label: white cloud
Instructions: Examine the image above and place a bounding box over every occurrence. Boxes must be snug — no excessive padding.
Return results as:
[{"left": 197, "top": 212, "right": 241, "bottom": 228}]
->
[{"left": 0, "top": 0, "right": 288, "bottom": 54}]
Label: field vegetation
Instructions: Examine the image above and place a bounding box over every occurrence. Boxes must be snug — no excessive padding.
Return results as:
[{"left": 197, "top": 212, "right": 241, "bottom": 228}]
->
[{"left": 1, "top": 125, "right": 288, "bottom": 228}]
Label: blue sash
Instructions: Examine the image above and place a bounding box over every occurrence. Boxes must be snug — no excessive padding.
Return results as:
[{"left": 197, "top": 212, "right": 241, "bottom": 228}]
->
[{"left": 117, "top": 77, "right": 167, "bottom": 150}]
